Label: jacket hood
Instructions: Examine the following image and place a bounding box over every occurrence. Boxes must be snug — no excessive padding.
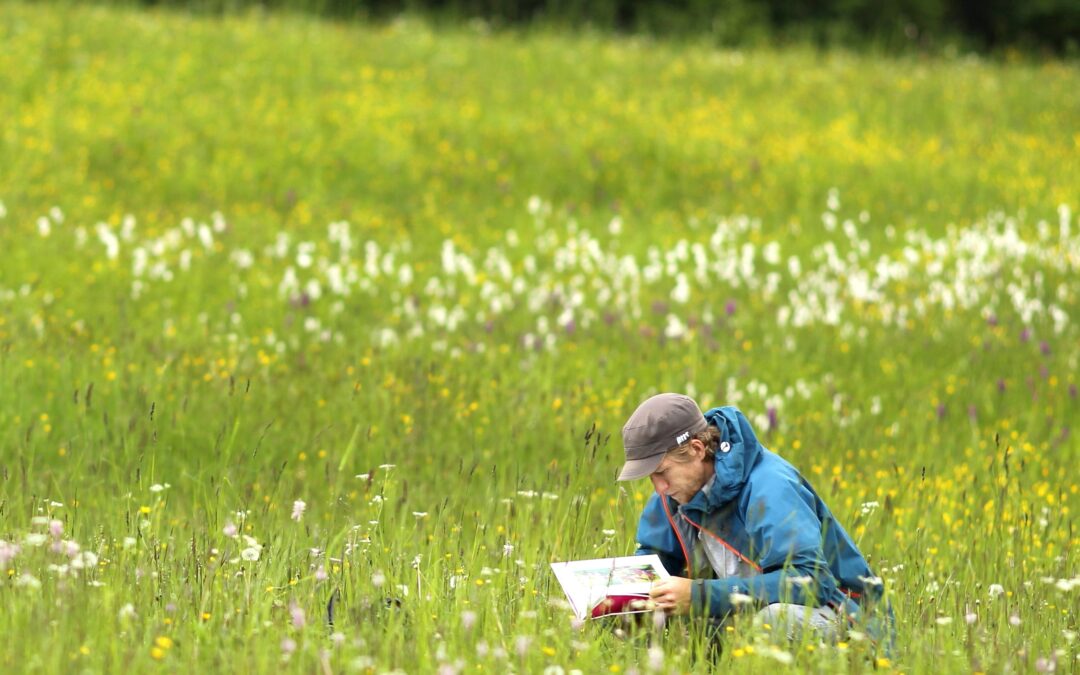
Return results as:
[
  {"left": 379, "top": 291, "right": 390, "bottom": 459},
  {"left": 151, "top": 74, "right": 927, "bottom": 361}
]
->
[{"left": 680, "top": 406, "right": 763, "bottom": 512}]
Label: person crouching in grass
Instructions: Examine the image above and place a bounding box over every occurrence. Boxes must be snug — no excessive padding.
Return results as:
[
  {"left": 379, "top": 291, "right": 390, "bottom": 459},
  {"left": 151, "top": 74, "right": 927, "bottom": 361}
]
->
[{"left": 615, "top": 393, "right": 894, "bottom": 649}]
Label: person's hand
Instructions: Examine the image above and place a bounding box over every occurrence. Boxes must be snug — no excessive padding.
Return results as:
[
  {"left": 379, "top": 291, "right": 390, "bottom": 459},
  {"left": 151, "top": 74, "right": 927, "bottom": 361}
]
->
[{"left": 649, "top": 577, "right": 693, "bottom": 615}]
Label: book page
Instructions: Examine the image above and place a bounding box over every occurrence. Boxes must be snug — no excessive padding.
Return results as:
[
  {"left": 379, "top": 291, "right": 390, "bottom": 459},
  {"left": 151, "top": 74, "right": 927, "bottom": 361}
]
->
[{"left": 550, "top": 555, "right": 670, "bottom": 619}]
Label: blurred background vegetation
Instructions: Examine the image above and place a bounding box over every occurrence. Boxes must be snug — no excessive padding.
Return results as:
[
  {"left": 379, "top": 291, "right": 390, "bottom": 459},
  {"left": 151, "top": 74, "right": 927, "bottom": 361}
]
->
[{"left": 80, "top": 0, "right": 1080, "bottom": 53}]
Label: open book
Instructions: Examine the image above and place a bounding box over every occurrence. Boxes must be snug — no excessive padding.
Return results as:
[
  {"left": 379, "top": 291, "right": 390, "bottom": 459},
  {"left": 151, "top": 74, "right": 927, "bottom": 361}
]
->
[{"left": 549, "top": 555, "right": 670, "bottom": 620}]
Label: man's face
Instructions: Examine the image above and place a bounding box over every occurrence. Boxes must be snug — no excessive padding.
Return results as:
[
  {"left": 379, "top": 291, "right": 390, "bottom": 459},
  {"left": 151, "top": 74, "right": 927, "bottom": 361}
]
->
[{"left": 649, "top": 441, "right": 713, "bottom": 504}]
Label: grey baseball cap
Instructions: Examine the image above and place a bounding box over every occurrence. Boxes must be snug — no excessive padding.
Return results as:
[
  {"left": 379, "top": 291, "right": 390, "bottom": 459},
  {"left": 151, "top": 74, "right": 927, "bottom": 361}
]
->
[{"left": 617, "top": 393, "right": 708, "bottom": 481}]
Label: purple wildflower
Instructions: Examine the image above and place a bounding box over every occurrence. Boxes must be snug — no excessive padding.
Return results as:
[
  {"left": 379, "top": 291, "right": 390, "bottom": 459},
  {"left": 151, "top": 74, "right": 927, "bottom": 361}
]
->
[
  {"left": 725, "top": 299, "right": 737, "bottom": 316},
  {"left": 1040, "top": 341, "right": 1051, "bottom": 356},
  {"left": 936, "top": 403, "right": 947, "bottom": 420},
  {"left": 997, "top": 378, "right": 1007, "bottom": 393},
  {"left": 1020, "top": 328, "right": 1031, "bottom": 342},
  {"left": 767, "top": 406, "right": 778, "bottom": 431}
]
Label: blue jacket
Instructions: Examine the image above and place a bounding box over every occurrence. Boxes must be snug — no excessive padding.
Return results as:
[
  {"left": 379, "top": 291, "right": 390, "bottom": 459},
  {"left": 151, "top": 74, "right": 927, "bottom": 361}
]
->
[{"left": 635, "top": 406, "right": 885, "bottom": 622}]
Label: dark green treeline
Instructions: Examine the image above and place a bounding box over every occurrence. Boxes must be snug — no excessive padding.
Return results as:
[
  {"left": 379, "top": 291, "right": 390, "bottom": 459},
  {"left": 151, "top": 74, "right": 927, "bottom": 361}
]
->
[{"left": 80, "top": 0, "right": 1080, "bottom": 52}]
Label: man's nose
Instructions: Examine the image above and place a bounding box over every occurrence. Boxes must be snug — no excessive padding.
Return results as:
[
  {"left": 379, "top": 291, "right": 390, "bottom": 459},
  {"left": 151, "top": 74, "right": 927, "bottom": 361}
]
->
[{"left": 650, "top": 474, "right": 667, "bottom": 494}]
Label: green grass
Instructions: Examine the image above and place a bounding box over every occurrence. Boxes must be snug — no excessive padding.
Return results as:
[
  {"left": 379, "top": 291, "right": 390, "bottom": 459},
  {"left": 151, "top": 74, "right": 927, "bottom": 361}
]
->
[{"left": 0, "top": 1, "right": 1078, "bottom": 672}]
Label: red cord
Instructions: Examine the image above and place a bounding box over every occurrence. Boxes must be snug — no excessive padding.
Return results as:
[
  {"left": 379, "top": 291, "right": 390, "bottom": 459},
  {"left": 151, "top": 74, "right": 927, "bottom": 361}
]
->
[
  {"left": 679, "top": 514, "right": 763, "bottom": 573},
  {"left": 659, "top": 495, "right": 693, "bottom": 578}
]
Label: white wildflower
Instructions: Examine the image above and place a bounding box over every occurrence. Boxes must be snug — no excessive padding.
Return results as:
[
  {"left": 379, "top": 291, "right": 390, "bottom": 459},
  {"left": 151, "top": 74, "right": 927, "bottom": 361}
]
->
[
  {"left": 765, "top": 646, "right": 794, "bottom": 665},
  {"left": 729, "top": 592, "right": 753, "bottom": 606},
  {"left": 24, "top": 533, "right": 47, "bottom": 547},
  {"left": 14, "top": 573, "right": 41, "bottom": 589}
]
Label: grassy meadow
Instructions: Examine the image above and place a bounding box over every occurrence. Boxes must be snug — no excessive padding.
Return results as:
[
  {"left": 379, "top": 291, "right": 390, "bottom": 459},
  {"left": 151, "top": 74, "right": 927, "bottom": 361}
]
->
[{"left": 1, "top": 1, "right": 1079, "bottom": 672}]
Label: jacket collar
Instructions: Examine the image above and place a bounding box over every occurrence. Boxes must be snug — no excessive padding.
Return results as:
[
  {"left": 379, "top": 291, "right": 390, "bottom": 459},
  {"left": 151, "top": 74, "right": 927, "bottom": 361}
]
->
[{"left": 678, "top": 406, "right": 763, "bottom": 515}]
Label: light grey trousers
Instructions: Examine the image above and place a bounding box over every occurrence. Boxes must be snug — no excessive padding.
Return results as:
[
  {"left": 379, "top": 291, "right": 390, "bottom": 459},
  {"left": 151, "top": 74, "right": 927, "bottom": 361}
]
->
[{"left": 753, "top": 603, "right": 841, "bottom": 641}]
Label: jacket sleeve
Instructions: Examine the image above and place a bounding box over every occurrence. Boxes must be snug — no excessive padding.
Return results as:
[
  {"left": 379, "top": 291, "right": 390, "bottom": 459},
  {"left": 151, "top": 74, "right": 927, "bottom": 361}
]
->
[
  {"left": 633, "top": 493, "right": 687, "bottom": 576},
  {"left": 690, "top": 472, "right": 842, "bottom": 617}
]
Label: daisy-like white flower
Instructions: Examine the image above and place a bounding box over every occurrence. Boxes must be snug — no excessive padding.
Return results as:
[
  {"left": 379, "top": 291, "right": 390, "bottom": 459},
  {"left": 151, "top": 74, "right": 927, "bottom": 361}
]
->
[{"left": 291, "top": 500, "right": 306, "bottom": 522}]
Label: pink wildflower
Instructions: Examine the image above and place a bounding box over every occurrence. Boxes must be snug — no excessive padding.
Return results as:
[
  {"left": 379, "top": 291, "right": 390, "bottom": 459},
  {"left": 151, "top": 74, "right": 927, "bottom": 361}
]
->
[
  {"left": 290, "top": 602, "right": 306, "bottom": 629},
  {"left": 461, "top": 610, "right": 477, "bottom": 631}
]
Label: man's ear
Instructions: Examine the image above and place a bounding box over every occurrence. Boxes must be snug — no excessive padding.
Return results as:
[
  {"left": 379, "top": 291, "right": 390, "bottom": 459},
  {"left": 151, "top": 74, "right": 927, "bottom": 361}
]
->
[{"left": 691, "top": 438, "right": 707, "bottom": 460}]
